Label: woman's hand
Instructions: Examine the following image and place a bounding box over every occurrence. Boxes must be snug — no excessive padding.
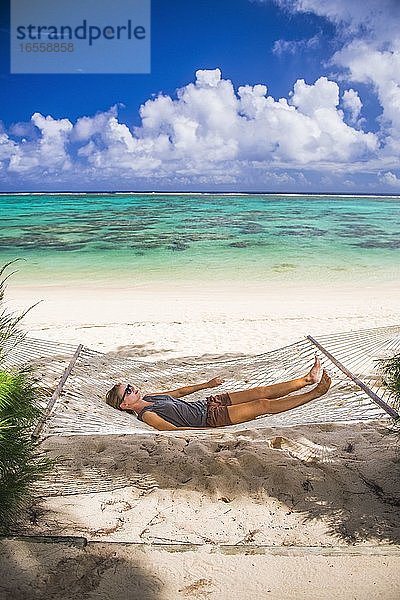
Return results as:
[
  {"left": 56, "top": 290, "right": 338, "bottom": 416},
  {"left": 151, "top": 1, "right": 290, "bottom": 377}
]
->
[{"left": 207, "top": 377, "right": 225, "bottom": 388}]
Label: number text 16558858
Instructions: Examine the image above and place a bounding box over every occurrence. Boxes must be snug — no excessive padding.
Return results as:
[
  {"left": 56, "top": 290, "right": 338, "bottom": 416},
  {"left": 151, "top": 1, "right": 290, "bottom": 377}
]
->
[{"left": 19, "top": 43, "right": 75, "bottom": 52}]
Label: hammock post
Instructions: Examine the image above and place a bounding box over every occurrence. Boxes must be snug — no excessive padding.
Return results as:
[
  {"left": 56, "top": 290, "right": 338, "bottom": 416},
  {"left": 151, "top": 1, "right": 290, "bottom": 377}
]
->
[
  {"left": 32, "top": 344, "right": 84, "bottom": 439},
  {"left": 307, "top": 335, "right": 399, "bottom": 420}
]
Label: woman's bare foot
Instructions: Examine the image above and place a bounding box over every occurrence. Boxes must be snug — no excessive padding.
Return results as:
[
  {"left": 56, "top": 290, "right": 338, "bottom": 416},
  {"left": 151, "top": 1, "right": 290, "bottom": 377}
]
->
[
  {"left": 305, "top": 354, "right": 322, "bottom": 384},
  {"left": 313, "top": 370, "right": 331, "bottom": 396}
]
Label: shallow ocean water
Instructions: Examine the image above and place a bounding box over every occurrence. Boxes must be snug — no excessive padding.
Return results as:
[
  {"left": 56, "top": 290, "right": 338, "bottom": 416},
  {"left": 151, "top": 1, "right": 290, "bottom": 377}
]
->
[{"left": 0, "top": 193, "right": 399, "bottom": 285}]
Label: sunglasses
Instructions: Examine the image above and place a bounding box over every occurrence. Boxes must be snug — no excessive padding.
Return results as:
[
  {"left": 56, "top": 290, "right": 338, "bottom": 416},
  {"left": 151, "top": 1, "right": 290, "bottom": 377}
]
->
[{"left": 121, "top": 384, "right": 134, "bottom": 404}]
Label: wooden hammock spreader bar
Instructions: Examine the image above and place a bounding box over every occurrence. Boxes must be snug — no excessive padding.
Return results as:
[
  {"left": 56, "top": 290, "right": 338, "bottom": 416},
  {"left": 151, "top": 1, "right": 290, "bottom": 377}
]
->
[
  {"left": 307, "top": 335, "right": 399, "bottom": 419},
  {"left": 32, "top": 344, "right": 84, "bottom": 439}
]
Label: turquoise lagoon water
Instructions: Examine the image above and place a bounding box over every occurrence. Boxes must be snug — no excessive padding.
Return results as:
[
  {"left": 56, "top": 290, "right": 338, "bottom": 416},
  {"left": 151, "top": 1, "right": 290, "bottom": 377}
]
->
[{"left": 0, "top": 193, "right": 399, "bottom": 286}]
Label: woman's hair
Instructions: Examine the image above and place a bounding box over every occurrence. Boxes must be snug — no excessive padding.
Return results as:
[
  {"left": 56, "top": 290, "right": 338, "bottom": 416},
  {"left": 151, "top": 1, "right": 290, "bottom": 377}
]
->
[
  {"left": 105, "top": 384, "right": 123, "bottom": 410},
  {"left": 105, "top": 384, "right": 136, "bottom": 415}
]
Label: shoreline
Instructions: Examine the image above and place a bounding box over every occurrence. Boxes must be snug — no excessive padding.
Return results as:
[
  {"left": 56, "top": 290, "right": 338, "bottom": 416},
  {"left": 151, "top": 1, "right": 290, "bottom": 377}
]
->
[{"left": 5, "top": 268, "right": 399, "bottom": 288}]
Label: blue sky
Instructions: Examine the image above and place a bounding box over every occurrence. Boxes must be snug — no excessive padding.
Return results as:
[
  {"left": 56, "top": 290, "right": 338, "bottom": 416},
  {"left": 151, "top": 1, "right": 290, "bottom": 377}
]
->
[{"left": 1, "top": 0, "right": 400, "bottom": 192}]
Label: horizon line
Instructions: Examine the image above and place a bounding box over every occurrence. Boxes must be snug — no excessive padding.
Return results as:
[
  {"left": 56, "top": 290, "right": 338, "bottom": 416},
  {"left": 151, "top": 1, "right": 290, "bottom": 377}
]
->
[{"left": 0, "top": 190, "right": 399, "bottom": 198}]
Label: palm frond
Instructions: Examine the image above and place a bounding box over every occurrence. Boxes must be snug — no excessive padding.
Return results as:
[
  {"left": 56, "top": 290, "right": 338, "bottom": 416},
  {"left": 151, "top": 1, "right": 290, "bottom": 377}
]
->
[
  {"left": 379, "top": 353, "right": 400, "bottom": 409},
  {"left": 0, "top": 368, "right": 53, "bottom": 529},
  {"left": 0, "top": 262, "right": 53, "bottom": 530},
  {"left": 0, "top": 259, "right": 40, "bottom": 364}
]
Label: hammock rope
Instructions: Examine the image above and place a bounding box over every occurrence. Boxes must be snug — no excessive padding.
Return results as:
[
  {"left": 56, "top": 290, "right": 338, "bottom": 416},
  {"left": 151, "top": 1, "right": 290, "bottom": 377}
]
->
[
  {"left": 307, "top": 335, "right": 399, "bottom": 419},
  {"left": 3, "top": 324, "right": 400, "bottom": 438}
]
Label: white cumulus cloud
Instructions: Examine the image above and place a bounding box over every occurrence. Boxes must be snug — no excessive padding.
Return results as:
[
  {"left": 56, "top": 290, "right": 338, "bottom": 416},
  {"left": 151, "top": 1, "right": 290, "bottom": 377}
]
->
[
  {"left": 341, "top": 89, "right": 362, "bottom": 125},
  {"left": 379, "top": 171, "right": 400, "bottom": 187},
  {"left": 268, "top": 0, "right": 400, "bottom": 163},
  {"left": 0, "top": 68, "right": 393, "bottom": 190},
  {"left": 79, "top": 70, "right": 377, "bottom": 171},
  {"left": 8, "top": 112, "right": 73, "bottom": 174},
  {"left": 268, "top": 0, "right": 400, "bottom": 39}
]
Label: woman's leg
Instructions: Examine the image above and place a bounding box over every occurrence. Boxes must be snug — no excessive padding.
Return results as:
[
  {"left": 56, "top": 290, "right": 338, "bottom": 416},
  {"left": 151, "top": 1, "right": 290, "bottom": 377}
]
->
[
  {"left": 227, "top": 370, "right": 331, "bottom": 425},
  {"left": 228, "top": 355, "right": 321, "bottom": 405}
]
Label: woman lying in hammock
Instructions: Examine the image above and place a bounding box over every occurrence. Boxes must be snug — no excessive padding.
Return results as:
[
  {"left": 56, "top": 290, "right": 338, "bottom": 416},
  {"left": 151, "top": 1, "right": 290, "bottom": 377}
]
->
[{"left": 106, "top": 356, "right": 331, "bottom": 430}]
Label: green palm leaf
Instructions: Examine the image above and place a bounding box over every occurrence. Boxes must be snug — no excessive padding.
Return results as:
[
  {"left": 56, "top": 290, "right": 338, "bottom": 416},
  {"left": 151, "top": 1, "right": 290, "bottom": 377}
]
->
[
  {"left": 0, "top": 261, "right": 53, "bottom": 530},
  {"left": 380, "top": 354, "right": 400, "bottom": 407}
]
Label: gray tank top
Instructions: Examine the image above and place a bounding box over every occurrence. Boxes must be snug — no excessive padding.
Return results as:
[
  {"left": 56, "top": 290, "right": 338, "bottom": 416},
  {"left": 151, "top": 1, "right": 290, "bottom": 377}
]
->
[{"left": 137, "top": 394, "right": 207, "bottom": 427}]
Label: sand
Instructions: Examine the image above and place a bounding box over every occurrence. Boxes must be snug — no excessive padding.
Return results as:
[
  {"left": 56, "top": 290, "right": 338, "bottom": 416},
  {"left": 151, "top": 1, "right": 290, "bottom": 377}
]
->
[
  {"left": 23, "top": 421, "right": 400, "bottom": 546},
  {"left": 6, "top": 279, "right": 400, "bottom": 358},
  {"left": 2, "top": 279, "right": 400, "bottom": 598},
  {"left": 2, "top": 539, "right": 400, "bottom": 600}
]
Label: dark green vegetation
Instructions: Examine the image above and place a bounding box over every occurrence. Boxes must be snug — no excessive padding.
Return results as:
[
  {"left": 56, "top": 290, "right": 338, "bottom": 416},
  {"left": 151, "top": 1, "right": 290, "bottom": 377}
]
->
[
  {"left": 0, "top": 261, "right": 51, "bottom": 530},
  {"left": 380, "top": 354, "right": 400, "bottom": 410}
]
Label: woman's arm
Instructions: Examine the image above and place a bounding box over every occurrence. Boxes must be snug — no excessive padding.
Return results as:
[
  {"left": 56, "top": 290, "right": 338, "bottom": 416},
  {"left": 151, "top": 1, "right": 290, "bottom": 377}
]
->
[
  {"left": 142, "top": 411, "right": 208, "bottom": 430},
  {"left": 153, "top": 377, "right": 225, "bottom": 398}
]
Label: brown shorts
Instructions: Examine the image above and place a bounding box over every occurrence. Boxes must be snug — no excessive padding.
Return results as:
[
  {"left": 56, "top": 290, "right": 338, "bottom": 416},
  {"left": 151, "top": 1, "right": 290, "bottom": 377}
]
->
[{"left": 205, "top": 393, "right": 233, "bottom": 428}]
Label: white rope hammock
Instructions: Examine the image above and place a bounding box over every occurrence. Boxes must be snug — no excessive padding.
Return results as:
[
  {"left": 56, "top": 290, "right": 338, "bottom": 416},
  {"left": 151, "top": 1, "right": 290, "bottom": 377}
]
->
[{"left": 4, "top": 325, "right": 400, "bottom": 438}]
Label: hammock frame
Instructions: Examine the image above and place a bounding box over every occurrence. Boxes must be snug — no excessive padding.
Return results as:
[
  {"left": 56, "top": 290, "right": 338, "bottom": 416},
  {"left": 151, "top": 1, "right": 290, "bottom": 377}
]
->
[{"left": 32, "top": 343, "right": 84, "bottom": 439}]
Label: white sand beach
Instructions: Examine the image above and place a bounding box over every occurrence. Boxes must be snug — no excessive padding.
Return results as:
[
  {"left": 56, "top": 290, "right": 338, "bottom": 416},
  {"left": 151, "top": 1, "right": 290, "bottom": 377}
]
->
[
  {"left": 6, "top": 279, "right": 400, "bottom": 358},
  {"left": 2, "top": 0, "right": 400, "bottom": 592},
  {"left": 2, "top": 280, "right": 400, "bottom": 599}
]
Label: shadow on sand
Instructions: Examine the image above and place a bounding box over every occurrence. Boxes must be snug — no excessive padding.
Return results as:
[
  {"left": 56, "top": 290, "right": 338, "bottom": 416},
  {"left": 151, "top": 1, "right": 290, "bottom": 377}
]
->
[
  {"left": 23, "top": 419, "right": 400, "bottom": 547},
  {"left": 0, "top": 537, "right": 164, "bottom": 600}
]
